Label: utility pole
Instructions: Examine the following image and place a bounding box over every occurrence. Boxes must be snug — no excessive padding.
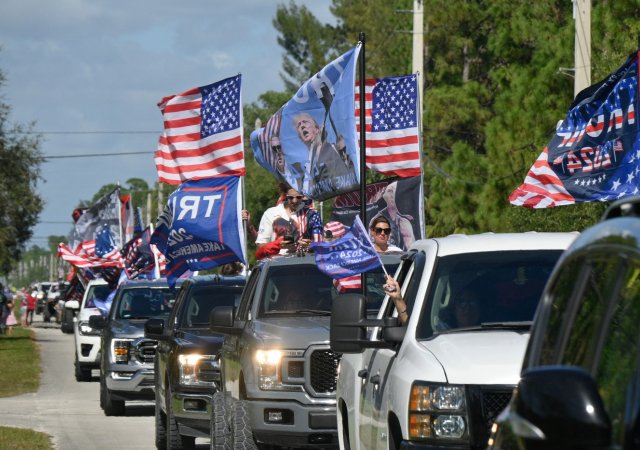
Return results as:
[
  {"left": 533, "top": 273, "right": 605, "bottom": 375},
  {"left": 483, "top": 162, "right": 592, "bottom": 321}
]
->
[
  {"left": 412, "top": 0, "right": 424, "bottom": 117},
  {"left": 573, "top": 0, "right": 591, "bottom": 97}
]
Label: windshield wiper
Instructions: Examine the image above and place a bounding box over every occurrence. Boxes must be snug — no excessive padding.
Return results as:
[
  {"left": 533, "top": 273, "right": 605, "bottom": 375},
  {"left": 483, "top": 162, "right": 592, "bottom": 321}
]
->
[
  {"left": 293, "top": 309, "right": 331, "bottom": 315},
  {"left": 479, "top": 321, "right": 532, "bottom": 329}
]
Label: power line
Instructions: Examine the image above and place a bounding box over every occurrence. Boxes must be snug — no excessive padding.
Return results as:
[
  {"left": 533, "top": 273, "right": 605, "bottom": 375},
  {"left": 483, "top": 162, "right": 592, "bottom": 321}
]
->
[
  {"left": 15, "top": 130, "right": 160, "bottom": 135},
  {"left": 43, "top": 151, "right": 154, "bottom": 160}
]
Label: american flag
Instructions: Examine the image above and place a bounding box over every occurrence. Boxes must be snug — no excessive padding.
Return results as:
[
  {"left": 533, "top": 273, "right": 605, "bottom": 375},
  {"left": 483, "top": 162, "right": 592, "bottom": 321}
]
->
[
  {"left": 154, "top": 75, "right": 245, "bottom": 185},
  {"left": 58, "top": 240, "right": 123, "bottom": 269},
  {"left": 510, "top": 51, "right": 639, "bottom": 208},
  {"left": 356, "top": 75, "right": 422, "bottom": 177},
  {"left": 333, "top": 275, "right": 361, "bottom": 293},
  {"left": 254, "top": 108, "right": 283, "bottom": 175}
]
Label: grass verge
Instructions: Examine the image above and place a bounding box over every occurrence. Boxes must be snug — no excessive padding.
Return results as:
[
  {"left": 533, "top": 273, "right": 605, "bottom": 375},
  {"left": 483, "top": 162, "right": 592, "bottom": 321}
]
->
[{"left": 0, "top": 326, "right": 53, "bottom": 449}]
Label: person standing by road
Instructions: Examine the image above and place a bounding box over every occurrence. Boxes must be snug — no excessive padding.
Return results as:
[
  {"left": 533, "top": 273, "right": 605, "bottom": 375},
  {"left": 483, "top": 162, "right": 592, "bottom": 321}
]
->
[
  {"left": 0, "top": 282, "right": 8, "bottom": 334},
  {"left": 25, "top": 290, "right": 36, "bottom": 326}
]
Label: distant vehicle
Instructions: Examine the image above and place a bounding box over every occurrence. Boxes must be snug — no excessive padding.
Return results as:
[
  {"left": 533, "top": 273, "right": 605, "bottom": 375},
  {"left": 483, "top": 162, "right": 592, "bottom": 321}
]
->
[
  {"left": 33, "top": 281, "right": 53, "bottom": 315},
  {"left": 488, "top": 197, "right": 640, "bottom": 450},
  {"left": 90, "top": 278, "right": 184, "bottom": 416},
  {"left": 72, "top": 279, "right": 112, "bottom": 381},
  {"left": 145, "top": 274, "right": 246, "bottom": 450}
]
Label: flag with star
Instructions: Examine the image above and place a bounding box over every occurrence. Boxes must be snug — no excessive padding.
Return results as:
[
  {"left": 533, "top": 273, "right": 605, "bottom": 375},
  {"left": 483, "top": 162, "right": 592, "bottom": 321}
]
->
[
  {"left": 510, "top": 50, "right": 639, "bottom": 208},
  {"left": 154, "top": 75, "right": 245, "bottom": 185},
  {"left": 356, "top": 75, "right": 422, "bottom": 177}
]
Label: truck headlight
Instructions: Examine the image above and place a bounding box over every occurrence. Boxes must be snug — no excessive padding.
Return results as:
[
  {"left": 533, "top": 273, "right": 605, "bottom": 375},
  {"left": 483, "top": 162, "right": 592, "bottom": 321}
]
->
[
  {"left": 178, "top": 354, "right": 219, "bottom": 387},
  {"left": 78, "top": 321, "right": 101, "bottom": 336},
  {"left": 255, "top": 349, "right": 282, "bottom": 390},
  {"left": 409, "top": 383, "right": 468, "bottom": 441},
  {"left": 111, "top": 339, "right": 132, "bottom": 364}
]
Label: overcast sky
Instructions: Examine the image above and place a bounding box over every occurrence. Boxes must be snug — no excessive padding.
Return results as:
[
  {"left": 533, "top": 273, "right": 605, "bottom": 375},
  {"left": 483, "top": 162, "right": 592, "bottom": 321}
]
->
[{"left": 0, "top": 0, "right": 334, "bottom": 247}]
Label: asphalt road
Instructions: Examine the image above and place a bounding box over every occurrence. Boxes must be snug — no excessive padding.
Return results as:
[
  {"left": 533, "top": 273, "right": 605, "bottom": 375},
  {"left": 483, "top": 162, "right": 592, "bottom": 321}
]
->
[{"left": 0, "top": 317, "right": 209, "bottom": 449}]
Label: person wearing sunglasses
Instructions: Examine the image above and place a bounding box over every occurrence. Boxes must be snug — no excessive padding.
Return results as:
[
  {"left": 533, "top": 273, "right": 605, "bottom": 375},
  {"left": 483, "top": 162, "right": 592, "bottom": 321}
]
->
[{"left": 369, "top": 216, "right": 402, "bottom": 254}]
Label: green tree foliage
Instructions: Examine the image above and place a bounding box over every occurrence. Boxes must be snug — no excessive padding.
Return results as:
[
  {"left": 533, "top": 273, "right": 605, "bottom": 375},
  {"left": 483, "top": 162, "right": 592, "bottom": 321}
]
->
[{"left": 0, "top": 67, "right": 44, "bottom": 274}]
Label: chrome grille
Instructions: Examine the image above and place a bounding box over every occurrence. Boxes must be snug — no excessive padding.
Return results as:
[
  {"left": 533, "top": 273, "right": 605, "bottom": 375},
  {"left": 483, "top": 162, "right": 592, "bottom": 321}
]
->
[
  {"left": 133, "top": 339, "right": 157, "bottom": 364},
  {"left": 309, "top": 350, "right": 341, "bottom": 393}
]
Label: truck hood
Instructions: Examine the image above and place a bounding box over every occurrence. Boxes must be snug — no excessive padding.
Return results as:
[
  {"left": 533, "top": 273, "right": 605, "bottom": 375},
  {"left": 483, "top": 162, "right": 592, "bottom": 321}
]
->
[
  {"left": 421, "top": 331, "right": 530, "bottom": 385},
  {"left": 252, "top": 316, "right": 330, "bottom": 346},
  {"left": 174, "top": 330, "right": 224, "bottom": 354},
  {"left": 110, "top": 319, "right": 147, "bottom": 337}
]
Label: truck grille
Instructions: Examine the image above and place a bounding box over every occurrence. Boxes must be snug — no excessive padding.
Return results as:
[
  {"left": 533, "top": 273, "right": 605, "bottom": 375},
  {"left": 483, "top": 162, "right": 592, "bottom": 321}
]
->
[
  {"left": 309, "top": 350, "right": 341, "bottom": 393},
  {"left": 133, "top": 339, "right": 157, "bottom": 364},
  {"left": 468, "top": 386, "right": 513, "bottom": 448}
]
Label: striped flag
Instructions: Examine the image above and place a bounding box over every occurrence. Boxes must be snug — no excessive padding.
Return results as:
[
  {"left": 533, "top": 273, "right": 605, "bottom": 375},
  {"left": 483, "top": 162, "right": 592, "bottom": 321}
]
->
[
  {"left": 356, "top": 75, "right": 422, "bottom": 177},
  {"left": 58, "top": 240, "right": 123, "bottom": 269},
  {"left": 333, "top": 275, "right": 361, "bottom": 293},
  {"left": 154, "top": 75, "right": 245, "bottom": 185}
]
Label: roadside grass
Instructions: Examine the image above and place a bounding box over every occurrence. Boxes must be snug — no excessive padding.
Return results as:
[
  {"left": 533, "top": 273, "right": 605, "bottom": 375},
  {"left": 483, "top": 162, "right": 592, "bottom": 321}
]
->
[
  {"left": 0, "top": 326, "right": 40, "bottom": 396},
  {"left": 0, "top": 426, "right": 53, "bottom": 449},
  {"left": 0, "top": 325, "right": 53, "bottom": 449}
]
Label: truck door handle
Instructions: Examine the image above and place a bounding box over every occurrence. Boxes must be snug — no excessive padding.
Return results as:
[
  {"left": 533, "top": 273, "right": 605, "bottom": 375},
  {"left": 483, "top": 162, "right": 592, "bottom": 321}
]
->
[
  {"left": 370, "top": 374, "right": 381, "bottom": 385},
  {"left": 357, "top": 369, "right": 369, "bottom": 379}
]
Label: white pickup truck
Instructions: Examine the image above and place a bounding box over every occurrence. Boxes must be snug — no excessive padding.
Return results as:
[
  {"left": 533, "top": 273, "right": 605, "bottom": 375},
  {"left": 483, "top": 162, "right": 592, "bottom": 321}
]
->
[{"left": 330, "top": 232, "right": 577, "bottom": 450}]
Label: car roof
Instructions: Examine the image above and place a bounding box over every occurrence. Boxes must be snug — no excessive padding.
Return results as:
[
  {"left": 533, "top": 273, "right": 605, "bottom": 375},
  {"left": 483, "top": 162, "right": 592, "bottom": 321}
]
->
[
  {"left": 253, "top": 253, "right": 402, "bottom": 269},
  {"left": 181, "top": 274, "right": 247, "bottom": 287},
  {"left": 117, "top": 278, "right": 185, "bottom": 289},
  {"left": 410, "top": 232, "right": 579, "bottom": 257}
]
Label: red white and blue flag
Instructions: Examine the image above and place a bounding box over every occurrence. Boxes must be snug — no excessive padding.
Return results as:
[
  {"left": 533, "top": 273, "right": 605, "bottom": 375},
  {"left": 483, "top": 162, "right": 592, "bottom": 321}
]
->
[
  {"left": 510, "top": 51, "right": 639, "bottom": 208},
  {"left": 357, "top": 75, "right": 422, "bottom": 178},
  {"left": 154, "top": 75, "right": 245, "bottom": 185},
  {"left": 151, "top": 176, "right": 246, "bottom": 288},
  {"left": 57, "top": 239, "right": 123, "bottom": 269}
]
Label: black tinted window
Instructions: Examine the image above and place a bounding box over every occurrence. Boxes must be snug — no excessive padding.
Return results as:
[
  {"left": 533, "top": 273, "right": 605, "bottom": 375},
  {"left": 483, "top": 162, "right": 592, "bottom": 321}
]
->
[
  {"left": 116, "top": 287, "right": 175, "bottom": 319},
  {"left": 181, "top": 286, "right": 243, "bottom": 327}
]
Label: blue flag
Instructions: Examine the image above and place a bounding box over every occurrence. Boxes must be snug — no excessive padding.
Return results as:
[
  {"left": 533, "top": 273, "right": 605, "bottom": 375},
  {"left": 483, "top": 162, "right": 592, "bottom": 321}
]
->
[
  {"left": 310, "top": 216, "right": 381, "bottom": 279},
  {"left": 95, "top": 224, "right": 116, "bottom": 257},
  {"left": 250, "top": 45, "right": 361, "bottom": 201},
  {"left": 151, "top": 176, "right": 246, "bottom": 288},
  {"left": 510, "top": 50, "right": 640, "bottom": 207}
]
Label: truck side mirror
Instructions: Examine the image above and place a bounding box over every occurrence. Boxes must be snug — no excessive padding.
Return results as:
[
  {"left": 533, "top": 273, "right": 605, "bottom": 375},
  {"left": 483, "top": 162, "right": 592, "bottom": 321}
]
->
[
  {"left": 145, "top": 318, "right": 165, "bottom": 339},
  {"left": 330, "top": 293, "right": 368, "bottom": 353},
  {"left": 88, "top": 315, "right": 106, "bottom": 330},
  {"left": 508, "top": 366, "right": 611, "bottom": 447},
  {"left": 210, "top": 306, "right": 242, "bottom": 335}
]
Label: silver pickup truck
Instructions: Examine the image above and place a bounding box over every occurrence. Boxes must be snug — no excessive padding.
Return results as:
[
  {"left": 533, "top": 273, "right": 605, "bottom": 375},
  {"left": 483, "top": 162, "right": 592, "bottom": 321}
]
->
[{"left": 209, "top": 254, "right": 400, "bottom": 449}]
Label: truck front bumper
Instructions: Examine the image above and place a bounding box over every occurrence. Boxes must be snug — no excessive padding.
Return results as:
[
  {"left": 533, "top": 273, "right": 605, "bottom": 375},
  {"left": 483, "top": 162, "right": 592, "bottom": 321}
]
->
[
  {"left": 105, "top": 369, "right": 155, "bottom": 400},
  {"left": 247, "top": 399, "right": 337, "bottom": 448},
  {"left": 170, "top": 391, "right": 213, "bottom": 438}
]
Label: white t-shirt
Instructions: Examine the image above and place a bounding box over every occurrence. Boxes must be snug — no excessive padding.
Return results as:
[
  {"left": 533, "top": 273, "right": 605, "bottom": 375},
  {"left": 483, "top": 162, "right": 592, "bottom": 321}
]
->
[{"left": 255, "top": 203, "right": 298, "bottom": 244}]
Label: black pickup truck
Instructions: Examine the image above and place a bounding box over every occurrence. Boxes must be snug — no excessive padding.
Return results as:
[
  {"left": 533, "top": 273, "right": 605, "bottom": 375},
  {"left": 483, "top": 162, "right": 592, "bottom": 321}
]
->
[{"left": 145, "top": 274, "right": 246, "bottom": 450}]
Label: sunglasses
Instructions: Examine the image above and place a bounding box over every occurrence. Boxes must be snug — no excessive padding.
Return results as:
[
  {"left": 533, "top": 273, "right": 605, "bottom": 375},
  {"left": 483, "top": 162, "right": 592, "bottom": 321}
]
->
[
  {"left": 374, "top": 227, "right": 391, "bottom": 235},
  {"left": 286, "top": 195, "right": 303, "bottom": 200}
]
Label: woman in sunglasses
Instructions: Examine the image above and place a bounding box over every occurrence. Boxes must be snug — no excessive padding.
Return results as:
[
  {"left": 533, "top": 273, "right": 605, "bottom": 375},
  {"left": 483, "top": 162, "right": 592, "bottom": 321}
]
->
[{"left": 369, "top": 216, "right": 402, "bottom": 254}]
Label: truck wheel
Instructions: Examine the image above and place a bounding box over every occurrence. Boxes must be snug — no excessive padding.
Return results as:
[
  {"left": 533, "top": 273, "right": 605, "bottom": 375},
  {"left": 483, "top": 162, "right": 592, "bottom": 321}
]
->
[
  {"left": 74, "top": 353, "right": 91, "bottom": 382},
  {"left": 210, "top": 392, "right": 231, "bottom": 450},
  {"left": 101, "top": 376, "right": 125, "bottom": 416},
  {"left": 167, "top": 385, "right": 195, "bottom": 450},
  {"left": 232, "top": 400, "right": 257, "bottom": 450},
  {"left": 155, "top": 388, "right": 167, "bottom": 449}
]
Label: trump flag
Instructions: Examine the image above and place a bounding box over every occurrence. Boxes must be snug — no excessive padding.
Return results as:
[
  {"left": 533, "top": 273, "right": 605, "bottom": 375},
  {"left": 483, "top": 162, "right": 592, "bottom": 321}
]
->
[
  {"left": 154, "top": 75, "right": 245, "bottom": 185},
  {"left": 250, "top": 45, "right": 361, "bottom": 201},
  {"left": 151, "top": 176, "right": 246, "bottom": 288},
  {"left": 510, "top": 50, "right": 639, "bottom": 208},
  {"left": 310, "top": 216, "right": 381, "bottom": 279}
]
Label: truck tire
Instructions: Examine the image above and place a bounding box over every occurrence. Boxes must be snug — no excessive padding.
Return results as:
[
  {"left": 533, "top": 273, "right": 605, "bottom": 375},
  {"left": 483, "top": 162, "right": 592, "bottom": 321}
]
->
[
  {"left": 101, "top": 376, "right": 125, "bottom": 416},
  {"left": 61, "top": 309, "right": 75, "bottom": 333},
  {"left": 167, "top": 385, "right": 195, "bottom": 450},
  {"left": 155, "top": 386, "right": 167, "bottom": 449},
  {"left": 232, "top": 400, "right": 257, "bottom": 450},
  {"left": 74, "top": 353, "right": 91, "bottom": 382},
  {"left": 210, "top": 392, "right": 231, "bottom": 450}
]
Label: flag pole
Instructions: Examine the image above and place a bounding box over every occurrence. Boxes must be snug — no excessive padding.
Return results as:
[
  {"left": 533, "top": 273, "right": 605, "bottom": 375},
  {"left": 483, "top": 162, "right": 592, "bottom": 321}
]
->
[
  {"left": 358, "top": 32, "right": 367, "bottom": 296},
  {"left": 116, "top": 183, "right": 123, "bottom": 250}
]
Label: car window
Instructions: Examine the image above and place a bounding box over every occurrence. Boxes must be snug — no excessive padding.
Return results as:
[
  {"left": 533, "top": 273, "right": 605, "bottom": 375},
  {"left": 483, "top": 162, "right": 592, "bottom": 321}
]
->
[
  {"left": 116, "top": 287, "right": 175, "bottom": 319},
  {"left": 84, "top": 284, "right": 112, "bottom": 308},
  {"left": 593, "top": 260, "right": 640, "bottom": 446},
  {"left": 259, "top": 265, "right": 334, "bottom": 317},
  {"left": 181, "top": 286, "right": 243, "bottom": 328},
  {"left": 416, "top": 250, "right": 562, "bottom": 338},
  {"left": 334, "top": 263, "right": 400, "bottom": 317}
]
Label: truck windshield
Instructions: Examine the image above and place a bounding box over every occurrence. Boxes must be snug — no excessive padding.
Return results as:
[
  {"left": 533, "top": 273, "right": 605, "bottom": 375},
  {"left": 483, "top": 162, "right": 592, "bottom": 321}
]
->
[
  {"left": 181, "top": 286, "right": 244, "bottom": 328},
  {"left": 116, "top": 287, "right": 176, "bottom": 319},
  {"left": 416, "top": 250, "right": 563, "bottom": 339}
]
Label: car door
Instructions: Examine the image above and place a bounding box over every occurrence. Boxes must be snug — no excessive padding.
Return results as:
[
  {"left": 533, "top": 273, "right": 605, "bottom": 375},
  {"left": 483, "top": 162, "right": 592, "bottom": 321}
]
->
[
  {"left": 221, "top": 266, "right": 260, "bottom": 398},
  {"left": 361, "top": 253, "right": 423, "bottom": 449}
]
